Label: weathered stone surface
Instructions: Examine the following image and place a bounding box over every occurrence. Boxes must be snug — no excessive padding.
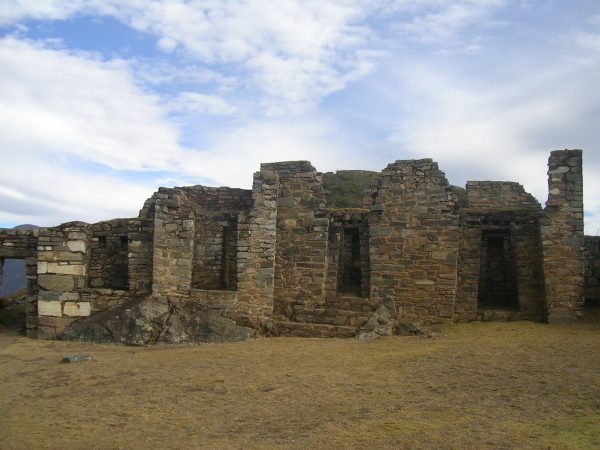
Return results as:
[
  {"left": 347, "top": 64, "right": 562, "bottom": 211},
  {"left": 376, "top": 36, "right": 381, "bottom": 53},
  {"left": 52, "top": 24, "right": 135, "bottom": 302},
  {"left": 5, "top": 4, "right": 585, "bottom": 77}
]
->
[
  {"left": 1, "top": 150, "right": 594, "bottom": 344},
  {"left": 358, "top": 296, "right": 396, "bottom": 338},
  {"left": 541, "top": 150, "right": 585, "bottom": 323},
  {"left": 67, "top": 240, "right": 86, "bottom": 253},
  {"left": 38, "top": 274, "right": 75, "bottom": 292},
  {"left": 63, "top": 302, "right": 91, "bottom": 317},
  {"left": 394, "top": 322, "right": 425, "bottom": 336},
  {"left": 62, "top": 296, "right": 256, "bottom": 345},
  {"left": 46, "top": 263, "right": 86, "bottom": 276},
  {"left": 39, "top": 291, "right": 80, "bottom": 301},
  {"left": 38, "top": 301, "right": 62, "bottom": 317},
  {"left": 62, "top": 354, "right": 91, "bottom": 363}
]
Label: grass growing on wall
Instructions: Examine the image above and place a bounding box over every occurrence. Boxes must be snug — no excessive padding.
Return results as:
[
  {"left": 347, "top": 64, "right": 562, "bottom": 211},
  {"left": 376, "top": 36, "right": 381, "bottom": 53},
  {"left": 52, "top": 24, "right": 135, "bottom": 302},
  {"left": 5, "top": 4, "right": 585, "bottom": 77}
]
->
[{"left": 322, "top": 170, "right": 380, "bottom": 208}]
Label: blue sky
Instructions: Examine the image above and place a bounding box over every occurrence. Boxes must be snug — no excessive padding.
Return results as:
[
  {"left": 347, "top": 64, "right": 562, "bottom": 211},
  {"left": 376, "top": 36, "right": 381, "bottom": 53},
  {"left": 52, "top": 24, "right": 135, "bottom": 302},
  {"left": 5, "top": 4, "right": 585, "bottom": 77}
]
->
[{"left": 0, "top": 0, "right": 599, "bottom": 233}]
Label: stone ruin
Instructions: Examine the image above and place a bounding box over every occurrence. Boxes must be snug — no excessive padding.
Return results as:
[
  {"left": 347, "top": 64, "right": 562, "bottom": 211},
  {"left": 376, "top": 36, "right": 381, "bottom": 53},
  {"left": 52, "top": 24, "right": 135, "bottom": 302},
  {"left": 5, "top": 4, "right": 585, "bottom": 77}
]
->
[{"left": 0, "top": 149, "right": 598, "bottom": 344}]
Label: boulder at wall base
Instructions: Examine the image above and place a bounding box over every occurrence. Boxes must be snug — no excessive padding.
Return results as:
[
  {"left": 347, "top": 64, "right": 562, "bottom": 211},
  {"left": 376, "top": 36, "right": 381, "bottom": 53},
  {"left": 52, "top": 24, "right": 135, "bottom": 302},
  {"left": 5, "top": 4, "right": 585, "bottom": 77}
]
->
[
  {"left": 62, "top": 295, "right": 257, "bottom": 345},
  {"left": 357, "top": 296, "right": 396, "bottom": 339}
]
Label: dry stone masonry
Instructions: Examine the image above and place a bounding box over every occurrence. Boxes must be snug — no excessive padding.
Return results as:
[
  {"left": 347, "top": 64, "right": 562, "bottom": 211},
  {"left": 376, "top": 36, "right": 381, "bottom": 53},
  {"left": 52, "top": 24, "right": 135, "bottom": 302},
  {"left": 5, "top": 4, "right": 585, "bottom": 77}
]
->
[{"left": 0, "top": 149, "right": 595, "bottom": 343}]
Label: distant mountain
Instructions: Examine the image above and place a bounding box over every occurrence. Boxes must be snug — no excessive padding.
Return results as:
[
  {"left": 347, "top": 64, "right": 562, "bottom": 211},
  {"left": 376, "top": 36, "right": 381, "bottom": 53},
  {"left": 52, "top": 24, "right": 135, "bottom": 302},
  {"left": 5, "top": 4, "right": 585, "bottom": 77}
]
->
[{"left": 1, "top": 225, "right": 39, "bottom": 297}]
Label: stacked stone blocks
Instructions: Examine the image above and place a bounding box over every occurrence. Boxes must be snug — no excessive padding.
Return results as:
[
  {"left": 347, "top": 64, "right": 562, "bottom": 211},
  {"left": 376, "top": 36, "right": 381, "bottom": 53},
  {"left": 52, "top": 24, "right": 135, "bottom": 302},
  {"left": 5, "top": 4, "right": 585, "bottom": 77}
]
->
[{"left": 0, "top": 149, "right": 595, "bottom": 342}]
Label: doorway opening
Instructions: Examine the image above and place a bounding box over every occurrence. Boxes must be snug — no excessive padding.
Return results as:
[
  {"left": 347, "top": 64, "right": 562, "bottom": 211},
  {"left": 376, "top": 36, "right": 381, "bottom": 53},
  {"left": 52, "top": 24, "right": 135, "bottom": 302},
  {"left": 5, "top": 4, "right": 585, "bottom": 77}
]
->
[{"left": 478, "top": 230, "right": 519, "bottom": 309}]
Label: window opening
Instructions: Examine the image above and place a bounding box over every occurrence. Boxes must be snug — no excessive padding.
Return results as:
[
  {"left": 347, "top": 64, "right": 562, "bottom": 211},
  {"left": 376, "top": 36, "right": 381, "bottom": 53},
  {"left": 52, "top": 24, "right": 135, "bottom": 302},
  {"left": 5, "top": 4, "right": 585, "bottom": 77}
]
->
[{"left": 339, "top": 227, "right": 362, "bottom": 293}]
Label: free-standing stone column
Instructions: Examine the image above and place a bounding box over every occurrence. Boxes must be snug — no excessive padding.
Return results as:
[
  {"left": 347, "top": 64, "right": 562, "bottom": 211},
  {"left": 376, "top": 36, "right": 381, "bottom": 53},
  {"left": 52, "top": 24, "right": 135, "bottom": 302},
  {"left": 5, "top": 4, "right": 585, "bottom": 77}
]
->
[{"left": 541, "top": 149, "right": 585, "bottom": 323}]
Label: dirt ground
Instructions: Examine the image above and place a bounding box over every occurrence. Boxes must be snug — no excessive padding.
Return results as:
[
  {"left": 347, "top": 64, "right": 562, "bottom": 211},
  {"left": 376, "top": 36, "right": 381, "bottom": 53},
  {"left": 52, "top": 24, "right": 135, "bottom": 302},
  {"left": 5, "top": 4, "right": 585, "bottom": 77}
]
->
[{"left": 1, "top": 322, "right": 599, "bottom": 449}]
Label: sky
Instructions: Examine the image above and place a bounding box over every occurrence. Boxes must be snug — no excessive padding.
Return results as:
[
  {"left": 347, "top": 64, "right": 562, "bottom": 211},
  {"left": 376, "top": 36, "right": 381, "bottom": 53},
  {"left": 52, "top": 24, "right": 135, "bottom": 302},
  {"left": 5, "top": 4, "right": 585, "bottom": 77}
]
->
[{"left": 0, "top": 0, "right": 599, "bottom": 234}]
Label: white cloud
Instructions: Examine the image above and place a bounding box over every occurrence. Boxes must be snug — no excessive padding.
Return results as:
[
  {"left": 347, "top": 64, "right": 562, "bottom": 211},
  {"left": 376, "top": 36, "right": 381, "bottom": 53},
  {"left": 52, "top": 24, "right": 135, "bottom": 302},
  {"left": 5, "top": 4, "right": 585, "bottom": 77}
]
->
[
  {"left": 575, "top": 32, "right": 600, "bottom": 53},
  {"left": 0, "top": 37, "right": 362, "bottom": 225},
  {"left": 0, "top": 1, "right": 512, "bottom": 113},
  {"left": 0, "top": 36, "right": 184, "bottom": 224},
  {"left": 0, "top": 156, "right": 154, "bottom": 227},
  {"left": 0, "top": 37, "right": 187, "bottom": 171},
  {"left": 0, "top": 0, "right": 377, "bottom": 113},
  {"left": 386, "top": 48, "right": 600, "bottom": 233},
  {"left": 156, "top": 36, "right": 177, "bottom": 53},
  {"left": 166, "top": 92, "right": 237, "bottom": 116}
]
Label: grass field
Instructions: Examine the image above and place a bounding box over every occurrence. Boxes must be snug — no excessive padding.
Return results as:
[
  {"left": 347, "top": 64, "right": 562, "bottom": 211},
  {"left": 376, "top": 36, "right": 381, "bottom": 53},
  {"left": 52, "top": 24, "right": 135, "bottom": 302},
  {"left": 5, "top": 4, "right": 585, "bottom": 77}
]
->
[{"left": 1, "top": 322, "right": 599, "bottom": 449}]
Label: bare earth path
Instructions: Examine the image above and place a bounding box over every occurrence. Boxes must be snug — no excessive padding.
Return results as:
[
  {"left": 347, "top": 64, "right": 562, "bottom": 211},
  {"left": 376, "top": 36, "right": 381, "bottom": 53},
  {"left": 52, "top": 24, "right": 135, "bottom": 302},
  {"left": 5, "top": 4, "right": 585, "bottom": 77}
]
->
[{"left": 1, "top": 322, "right": 599, "bottom": 449}]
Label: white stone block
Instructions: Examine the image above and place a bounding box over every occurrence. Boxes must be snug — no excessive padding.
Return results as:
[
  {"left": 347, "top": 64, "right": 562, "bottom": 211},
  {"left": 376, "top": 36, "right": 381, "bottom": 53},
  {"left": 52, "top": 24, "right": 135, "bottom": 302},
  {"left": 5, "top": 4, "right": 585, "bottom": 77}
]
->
[
  {"left": 63, "top": 302, "right": 91, "bottom": 317},
  {"left": 37, "top": 262, "right": 48, "bottom": 274},
  {"left": 67, "top": 240, "right": 87, "bottom": 253},
  {"left": 38, "top": 301, "right": 62, "bottom": 317},
  {"left": 47, "top": 263, "right": 86, "bottom": 276},
  {"left": 549, "top": 166, "right": 570, "bottom": 174}
]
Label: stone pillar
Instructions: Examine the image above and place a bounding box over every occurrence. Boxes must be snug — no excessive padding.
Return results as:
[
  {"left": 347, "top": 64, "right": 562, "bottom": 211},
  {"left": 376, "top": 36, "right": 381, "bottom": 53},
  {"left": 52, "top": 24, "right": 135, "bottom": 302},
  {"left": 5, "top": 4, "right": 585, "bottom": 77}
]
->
[
  {"left": 0, "top": 257, "right": 3, "bottom": 294},
  {"left": 152, "top": 188, "right": 194, "bottom": 294},
  {"left": 235, "top": 166, "right": 279, "bottom": 325},
  {"left": 129, "top": 197, "right": 156, "bottom": 294},
  {"left": 541, "top": 149, "right": 585, "bottom": 323},
  {"left": 36, "top": 223, "right": 92, "bottom": 339},
  {"left": 269, "top": 162, "right": 329, "bottom": 321}
]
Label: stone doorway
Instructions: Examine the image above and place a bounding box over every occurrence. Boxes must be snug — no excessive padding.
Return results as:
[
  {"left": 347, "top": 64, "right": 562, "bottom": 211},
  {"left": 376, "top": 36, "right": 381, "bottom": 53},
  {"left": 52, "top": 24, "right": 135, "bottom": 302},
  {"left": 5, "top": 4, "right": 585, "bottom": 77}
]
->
[
  {"left": 1, "top": 258, "right": 27, "bottom": 296},
  {"left": 478, "top": 230, "right": 519, "bottom": 310}
]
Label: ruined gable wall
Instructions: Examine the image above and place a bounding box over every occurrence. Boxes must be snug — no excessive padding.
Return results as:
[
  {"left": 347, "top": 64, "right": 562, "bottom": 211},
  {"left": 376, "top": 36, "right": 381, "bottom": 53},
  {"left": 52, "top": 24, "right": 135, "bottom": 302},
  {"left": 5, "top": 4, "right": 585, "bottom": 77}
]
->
[
  {"left": 541, "top": 150, "right": 585, "bottom": 323},
  {"left": 455, "top": 182, "right": 545, "bottom": 322},
  {"left": 368, "top": 159, "right": 459, "bottom": 323}
]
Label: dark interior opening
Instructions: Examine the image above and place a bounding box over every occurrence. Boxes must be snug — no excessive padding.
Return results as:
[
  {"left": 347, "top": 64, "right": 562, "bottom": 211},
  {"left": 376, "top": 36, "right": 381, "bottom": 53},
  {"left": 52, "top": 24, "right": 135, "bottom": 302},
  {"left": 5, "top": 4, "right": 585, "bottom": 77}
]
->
[
  {"left": 90, "top": 234, "right": 129, "bottom": 290},
  {"left": 192, "top": 218, "right": 238, "bottom": 291},
  {"left": 584, "top": 298, "right": 600, "bottom": 308},
  {"left": 1, "top": 258, "right": 26, "bottom": 297},
  {"left": 339, "top": 227, "right": 362, "bottom": 292},
  {"left": 221, "top": 225, "right": 237, "bottom": 290},
  {"left": 0, "top": 258, "right": 28, "bottom": 331},
  {"left": 478, "top": 230, "right": 519, "bottom": 309}
]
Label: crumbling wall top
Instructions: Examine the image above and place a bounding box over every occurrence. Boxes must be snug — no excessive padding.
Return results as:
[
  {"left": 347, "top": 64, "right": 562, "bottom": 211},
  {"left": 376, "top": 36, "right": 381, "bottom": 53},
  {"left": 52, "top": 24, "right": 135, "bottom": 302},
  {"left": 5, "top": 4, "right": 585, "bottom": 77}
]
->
[{"left": 466, "top": 181, "right": 542, "bottom": 211}]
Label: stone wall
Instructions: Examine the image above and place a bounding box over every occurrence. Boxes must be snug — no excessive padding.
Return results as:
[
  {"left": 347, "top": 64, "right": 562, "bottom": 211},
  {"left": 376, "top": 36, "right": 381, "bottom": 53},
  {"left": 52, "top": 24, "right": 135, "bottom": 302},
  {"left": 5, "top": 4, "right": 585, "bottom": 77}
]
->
[
  {"left": 541, "top": 150, "right": 585, "bottom": 323},
  {"left": 368, "top": 159, "right": 459, "bottom": 323},
  {"left": 455, "top": 182, "right": 545, "bottom": 322},
  {"left": 186, "top": 186, "right": 252, "bottom": 291},
  {"left": 36, "top": 223, "right": 92, "bottom": 339},
  {"left": 3, "top": 149, "right": 593, "bottom": 343},
  {"left": 152, "top": 188, "right": 195, "bottom": 294},
  {"left": 233, "top": 166, "right": 279, "bottom": 326},
  {"left": 89, "top": 219, "right": 133, "bottom": 290},
  {"left": 270, "top": 162, "right": 330, "bottom": 324},
  {"left": 584, "top": 236, "right": 600, "bottom": 305},
  {"left": 128, "top": 197, "right": 156, "bottom": 294}
]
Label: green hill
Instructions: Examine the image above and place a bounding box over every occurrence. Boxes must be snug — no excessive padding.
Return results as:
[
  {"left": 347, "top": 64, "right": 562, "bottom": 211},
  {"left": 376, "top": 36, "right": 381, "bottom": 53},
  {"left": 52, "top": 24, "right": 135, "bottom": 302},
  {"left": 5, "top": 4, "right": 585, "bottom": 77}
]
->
[{"left": 322, "top": 170, "right": 380, "bottom": 208}]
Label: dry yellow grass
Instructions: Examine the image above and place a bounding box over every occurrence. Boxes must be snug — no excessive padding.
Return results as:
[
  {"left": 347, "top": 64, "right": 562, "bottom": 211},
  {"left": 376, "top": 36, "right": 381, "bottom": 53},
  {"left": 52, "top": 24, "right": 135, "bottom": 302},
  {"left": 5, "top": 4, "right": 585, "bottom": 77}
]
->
[{"left": 1, "top": 322, "right": 599, "bottom": 449}]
